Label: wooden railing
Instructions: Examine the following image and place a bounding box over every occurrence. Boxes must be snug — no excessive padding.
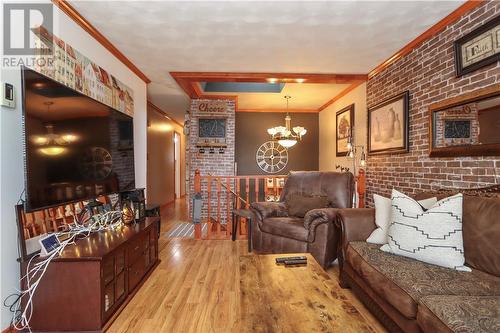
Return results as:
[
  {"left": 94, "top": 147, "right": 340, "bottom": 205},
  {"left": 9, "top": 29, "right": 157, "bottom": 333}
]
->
[{"left": 193, "top": 169, "right": 287, "bottom": 240}]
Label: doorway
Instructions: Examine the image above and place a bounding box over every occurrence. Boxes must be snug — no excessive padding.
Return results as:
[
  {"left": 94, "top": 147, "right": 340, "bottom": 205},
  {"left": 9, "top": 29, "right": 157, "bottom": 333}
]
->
[{"left": 174, "top": 131, "right": 181, "bottom": 199}]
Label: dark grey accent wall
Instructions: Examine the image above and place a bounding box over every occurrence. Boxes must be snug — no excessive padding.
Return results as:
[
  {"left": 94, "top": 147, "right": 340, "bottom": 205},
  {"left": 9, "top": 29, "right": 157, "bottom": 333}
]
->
[{"left": 235, "top": 112, "right": 319, "bottom": 175}]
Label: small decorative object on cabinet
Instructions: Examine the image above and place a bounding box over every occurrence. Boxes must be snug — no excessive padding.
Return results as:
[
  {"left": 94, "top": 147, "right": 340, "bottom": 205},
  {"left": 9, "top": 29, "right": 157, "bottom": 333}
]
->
[
  {"left": 429, "top": 84, "right": 500, "bottom": 157},
  {"left": 454, "top": 15, "right": 500, "bottom": 77},
  {"left": 368, "top": 91, "right": 409, "bottom": 155},
  {"left": 120, "top": 188, "right": 146, "bottom": 221}
]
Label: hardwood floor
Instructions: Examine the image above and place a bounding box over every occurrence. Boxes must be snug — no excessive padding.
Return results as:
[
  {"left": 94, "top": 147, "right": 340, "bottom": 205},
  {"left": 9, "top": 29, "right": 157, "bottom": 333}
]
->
[{"left": 107, "top": 198, "right": 387, "bottom": 333}]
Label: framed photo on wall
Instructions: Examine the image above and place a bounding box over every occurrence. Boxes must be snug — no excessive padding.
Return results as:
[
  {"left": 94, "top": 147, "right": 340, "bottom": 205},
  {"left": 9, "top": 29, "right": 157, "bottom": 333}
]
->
[
  {"left": 368, "top": 91, "right": 409, "bottom": 155},
  {"left": 454, "top": 15, "right": 500, "bottom": 77},
  {"left": 336, "top": 104, "right": 354, "bottom": 157}
]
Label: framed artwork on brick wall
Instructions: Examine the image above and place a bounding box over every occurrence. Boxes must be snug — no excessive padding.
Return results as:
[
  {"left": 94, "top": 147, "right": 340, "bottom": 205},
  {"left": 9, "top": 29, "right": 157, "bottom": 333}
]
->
[
  {"left": 454, "top": 15, "right": 500, "bottom": 77},
  {"left": 368, "top": 91, "right": 409, "bottom": 155},
  {"left": 429, "top": 84, "right": 500, "bottom": 157},
  {"left": 336, "top": 104, "right": 354, "bottom": 157}
]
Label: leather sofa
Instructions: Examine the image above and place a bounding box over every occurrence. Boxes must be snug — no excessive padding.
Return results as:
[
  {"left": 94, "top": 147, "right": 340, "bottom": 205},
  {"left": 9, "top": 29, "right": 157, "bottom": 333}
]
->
[
  {"left": 336, "top": 188, "right": 500, "bottom": 333},
  {"left": 250, "top": 171, "right": 354, "bottom": 269}
]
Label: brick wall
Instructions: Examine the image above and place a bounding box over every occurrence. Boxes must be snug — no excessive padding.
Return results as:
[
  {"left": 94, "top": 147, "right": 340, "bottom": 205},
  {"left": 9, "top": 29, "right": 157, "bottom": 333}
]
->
[
  {"left": 186, "top": 99, "right": 235, "bottom": 223},
  {"left": 366, "top": 1, "right": 500, "bottom": 205}
]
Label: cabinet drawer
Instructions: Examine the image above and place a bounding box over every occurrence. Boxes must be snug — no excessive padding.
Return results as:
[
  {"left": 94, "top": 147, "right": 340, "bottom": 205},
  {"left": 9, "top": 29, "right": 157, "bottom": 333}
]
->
[
  {"left": 128, "top": 254, "right": 147, "bottom": 291},
  {"left": 149, "top": 226, "right": 157, "bottom": 243},
  {"left": 115, "top": 271, "right": 126, "bottom": 302},
  {"left": 115, "top": 249, "right": 125, "bottom": 275},
  {"left": 127, "top": 233, "right": 149, "bottom": 264},
  {"left": 104, "top": 283, "right": 115, "bottom": 313},
  {"left": 103, "top": 257, "right": 114, "bottom": 286}
]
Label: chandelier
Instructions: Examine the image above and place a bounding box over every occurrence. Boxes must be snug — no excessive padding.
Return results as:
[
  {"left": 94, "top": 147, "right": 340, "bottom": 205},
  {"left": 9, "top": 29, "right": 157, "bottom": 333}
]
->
[
  {"left": 30, "top": 102, "right": 78, "bottom": 156},
  {"left": 267, "top": 96, "right": 307, "bottom": 148}
]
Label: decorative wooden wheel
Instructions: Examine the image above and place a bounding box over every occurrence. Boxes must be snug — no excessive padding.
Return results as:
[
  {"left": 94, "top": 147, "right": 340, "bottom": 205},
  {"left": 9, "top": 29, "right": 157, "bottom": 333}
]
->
[
  {"left": 256, "top": 141, "right": 288, "bottom": 174},
  {"left": 79, "top": 147, "right": 113, "bottom": 180}
]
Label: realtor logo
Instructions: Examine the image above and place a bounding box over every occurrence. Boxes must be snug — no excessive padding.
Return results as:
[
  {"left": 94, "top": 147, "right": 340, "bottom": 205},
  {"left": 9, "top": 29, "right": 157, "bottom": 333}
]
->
[{"left": 3, "top": 3, "right": 53, "bottom": 55}]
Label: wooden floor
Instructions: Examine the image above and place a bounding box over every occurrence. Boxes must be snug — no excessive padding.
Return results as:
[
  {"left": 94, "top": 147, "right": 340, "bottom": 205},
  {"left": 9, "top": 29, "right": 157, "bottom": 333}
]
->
[{"left": 107, "top": 198, "right": 387, "bottom": 333}]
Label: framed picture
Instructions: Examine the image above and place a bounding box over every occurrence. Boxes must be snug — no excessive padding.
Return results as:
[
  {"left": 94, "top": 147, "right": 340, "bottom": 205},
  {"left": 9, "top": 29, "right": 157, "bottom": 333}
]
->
[
  {"left": 429, "top": 84, "right": 500, "bottom": 157},
  {"left": 454, "top": 15, "right": 500, "bottom": 77},
  {"left": 336, "top": 104, "right": 354, "bottom": 157},
  {"left": 368, "top": 91, "right": 409, "bottom": 155}
]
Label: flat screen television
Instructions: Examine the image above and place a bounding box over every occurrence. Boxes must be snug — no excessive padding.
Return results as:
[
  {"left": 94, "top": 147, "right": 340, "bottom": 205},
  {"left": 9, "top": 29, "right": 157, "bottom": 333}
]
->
[{"left": 22, "top": 67, "right": 135, "bottom": 211}]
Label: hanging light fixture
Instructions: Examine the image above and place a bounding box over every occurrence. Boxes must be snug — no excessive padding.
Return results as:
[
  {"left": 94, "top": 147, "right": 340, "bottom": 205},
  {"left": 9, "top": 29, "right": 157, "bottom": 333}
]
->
[
  {"left": 31, "top": 102, "right": 78, "bottom": 156},
  {"left": 267, "top": 96, "right": 307, "bottom": 148}
]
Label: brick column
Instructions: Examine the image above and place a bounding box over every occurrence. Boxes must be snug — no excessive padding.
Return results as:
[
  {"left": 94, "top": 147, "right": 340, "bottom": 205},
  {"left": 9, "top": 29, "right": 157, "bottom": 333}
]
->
[{"left": 186, "top": 99, "right": 236, "bottom": 223}]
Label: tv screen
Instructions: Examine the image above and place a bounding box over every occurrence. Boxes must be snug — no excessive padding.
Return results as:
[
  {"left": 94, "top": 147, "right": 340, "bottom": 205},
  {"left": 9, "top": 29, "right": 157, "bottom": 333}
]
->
[{"left": 22, "top": 67, "right": 135, "bottom": 211}]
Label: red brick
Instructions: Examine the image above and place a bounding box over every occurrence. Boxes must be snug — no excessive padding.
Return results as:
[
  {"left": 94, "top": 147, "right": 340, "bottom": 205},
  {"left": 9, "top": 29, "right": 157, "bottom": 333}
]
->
[{"left": 365, "top": 0, "right": 500, "bottom": 207}]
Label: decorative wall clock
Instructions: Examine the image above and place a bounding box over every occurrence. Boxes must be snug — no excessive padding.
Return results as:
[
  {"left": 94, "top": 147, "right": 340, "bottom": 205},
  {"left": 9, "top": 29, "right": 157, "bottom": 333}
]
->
[
  {"left": 256, "top": 141, "right": 288, "bottom": 174},
  {"left": 79, "top": 147, "right": 113, "bottom": 180}
]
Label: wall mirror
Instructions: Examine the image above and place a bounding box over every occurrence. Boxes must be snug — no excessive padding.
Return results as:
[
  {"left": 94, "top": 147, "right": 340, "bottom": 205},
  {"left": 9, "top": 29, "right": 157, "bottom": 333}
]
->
[{"left": 429, "top": 84, "right": 500, "bottom": 157}]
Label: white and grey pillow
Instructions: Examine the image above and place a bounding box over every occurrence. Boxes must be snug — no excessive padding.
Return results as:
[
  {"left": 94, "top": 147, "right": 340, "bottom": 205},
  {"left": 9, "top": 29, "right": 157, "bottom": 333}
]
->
[
  {"left": 381, "top": 190, "right": 470, "bottom": 272},
  {"left": 367, "top": 194, "right": 437, "bottom": 245}
]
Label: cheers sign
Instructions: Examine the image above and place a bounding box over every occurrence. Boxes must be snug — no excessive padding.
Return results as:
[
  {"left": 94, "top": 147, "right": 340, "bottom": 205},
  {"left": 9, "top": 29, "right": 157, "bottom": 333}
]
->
[{"left": 197, "top": 100, "right": 229, "bottom": 113}]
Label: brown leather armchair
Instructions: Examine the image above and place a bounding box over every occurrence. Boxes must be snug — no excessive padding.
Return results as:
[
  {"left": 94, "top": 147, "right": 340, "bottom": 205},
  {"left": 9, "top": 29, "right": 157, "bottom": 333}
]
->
[{"left": 250, "top": 171, "right": 354, "bottom": 268}]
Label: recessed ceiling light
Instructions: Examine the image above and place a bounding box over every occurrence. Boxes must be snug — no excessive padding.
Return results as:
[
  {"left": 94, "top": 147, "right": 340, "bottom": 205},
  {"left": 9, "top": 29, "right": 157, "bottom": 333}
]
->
[
  {"left": 296, "top": 78, "right": 305, "bottom": 83},
  {"left": 267, "top": 78, "right": 278, "bottom": 83}
]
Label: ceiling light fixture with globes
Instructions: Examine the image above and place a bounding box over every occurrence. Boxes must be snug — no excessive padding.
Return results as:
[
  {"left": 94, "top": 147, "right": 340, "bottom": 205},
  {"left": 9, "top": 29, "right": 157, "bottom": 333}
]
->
[{"left": 266, "top": 95, "right": 307, "bottom": 148}]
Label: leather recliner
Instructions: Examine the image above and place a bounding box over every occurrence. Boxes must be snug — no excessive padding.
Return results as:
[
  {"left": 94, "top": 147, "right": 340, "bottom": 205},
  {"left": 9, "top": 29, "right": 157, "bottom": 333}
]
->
[{"left": 250, "top": 171, "right": 354, "bottom": 268}]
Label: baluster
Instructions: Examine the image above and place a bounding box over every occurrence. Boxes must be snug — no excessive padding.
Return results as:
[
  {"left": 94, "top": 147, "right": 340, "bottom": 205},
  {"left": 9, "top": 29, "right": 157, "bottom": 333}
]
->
[
  {"left": 194, "top": 169, "right": 202, "bottom": 239},
  {"left": 273, "top": 177, "right": 277, "bottom": 201},
  {"left": 236, "top": 179, "right": 241, "bottom": 209},
  {"left": 207, "top": 176, "right": 212, "bottom": 239},
  {"left": 245, "top": 177, "right": 250, "bottom": 208},
  {"left": 217, "top": 178, "right": 222, "bottom": 235},
  {"left": 226, "top": 177, "right": 231, "bottom": 238},
  {"left": 254, "top": 177, "right": 259, "bottom": 203},
  {"left": 26, "top": 212, "right": 37, "bottom": 237},
  {"left": 241, "top": 177, "right": 249, "bottom": 236},
  {"left": 235, "top": 179, "right": 241, "bottom": 238},
  {"left": 46, "top": 208, "right": 55, "bottom": 232}
]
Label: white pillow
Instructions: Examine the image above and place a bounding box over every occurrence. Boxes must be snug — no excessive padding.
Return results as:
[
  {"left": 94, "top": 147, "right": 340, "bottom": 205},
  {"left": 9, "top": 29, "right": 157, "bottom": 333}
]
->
[
  {"left": 367, "top": 193, "right": 437, "bottom": 244},
  {"left": 381, "top": 190, "right": 470, "bottom": 272}
]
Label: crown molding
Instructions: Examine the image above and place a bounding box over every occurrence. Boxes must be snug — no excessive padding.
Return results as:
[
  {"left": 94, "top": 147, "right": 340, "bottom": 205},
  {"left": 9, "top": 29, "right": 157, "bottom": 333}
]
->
[
  {"left": 368, "top": 0, "right": 484, "bottom": 79},
  {"left": 52, "top": 0, "right": 151, "bottom": 84},
  {"left": 147, "top": 101, "right": 184, "bottom": 128}
]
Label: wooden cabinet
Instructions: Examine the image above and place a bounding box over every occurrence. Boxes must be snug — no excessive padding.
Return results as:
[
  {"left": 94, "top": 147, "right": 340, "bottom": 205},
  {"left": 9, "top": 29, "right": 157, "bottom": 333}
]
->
[{"left": 22, "top": 217, "right": 160, "bottom": 332}]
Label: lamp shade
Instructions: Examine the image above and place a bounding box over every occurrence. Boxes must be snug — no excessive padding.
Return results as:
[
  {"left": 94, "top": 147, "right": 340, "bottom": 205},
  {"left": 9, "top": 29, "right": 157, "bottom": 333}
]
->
[{"left": 278, "top": 139, "right": 297, "bottom": 148}]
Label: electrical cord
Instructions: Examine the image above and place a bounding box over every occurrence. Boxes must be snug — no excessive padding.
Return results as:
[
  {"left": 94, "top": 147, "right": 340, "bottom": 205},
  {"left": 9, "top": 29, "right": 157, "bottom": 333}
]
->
[{"left": 4, "top": 210, "right": 123, "bottom": 332}]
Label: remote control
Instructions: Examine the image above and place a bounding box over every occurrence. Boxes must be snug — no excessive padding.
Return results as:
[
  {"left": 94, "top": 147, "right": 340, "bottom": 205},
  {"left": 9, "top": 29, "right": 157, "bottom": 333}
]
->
[
  {"left": 284, "top": 259, "right": 308, "bottom": 266},
  {"left": 275, "top": 256, "right": 307, "bottom": 264}
]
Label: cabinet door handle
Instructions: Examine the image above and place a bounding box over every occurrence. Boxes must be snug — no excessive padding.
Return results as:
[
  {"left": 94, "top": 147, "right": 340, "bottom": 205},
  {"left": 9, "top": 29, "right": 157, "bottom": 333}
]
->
[{"left": 134, "top": 245, "right": 140, "bottom": 251}]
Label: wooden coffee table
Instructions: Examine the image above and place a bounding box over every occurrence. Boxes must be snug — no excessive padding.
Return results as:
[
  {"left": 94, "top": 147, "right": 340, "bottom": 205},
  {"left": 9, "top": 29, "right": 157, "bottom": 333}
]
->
[{"left": 240, "top": 253, "right": 376, "bottom": 332}]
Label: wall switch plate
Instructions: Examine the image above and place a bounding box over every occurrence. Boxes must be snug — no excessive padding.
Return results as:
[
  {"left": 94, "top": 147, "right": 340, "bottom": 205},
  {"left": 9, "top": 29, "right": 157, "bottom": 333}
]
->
[{"left": 1, "top": 82, "right": 15, "bottom": 108}]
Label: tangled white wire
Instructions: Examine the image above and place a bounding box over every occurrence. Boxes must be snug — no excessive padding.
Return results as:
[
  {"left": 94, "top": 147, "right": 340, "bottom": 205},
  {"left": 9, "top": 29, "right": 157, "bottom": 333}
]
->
[{"left": 7, "top": 210, "right": 123, "bottom": 332}]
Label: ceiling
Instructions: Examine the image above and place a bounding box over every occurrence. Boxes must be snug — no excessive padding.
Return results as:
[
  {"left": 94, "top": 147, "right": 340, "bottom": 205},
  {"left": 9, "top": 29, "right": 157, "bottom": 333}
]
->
[{"left": 68, "top": 1, "right": 465, "bottom": 123}]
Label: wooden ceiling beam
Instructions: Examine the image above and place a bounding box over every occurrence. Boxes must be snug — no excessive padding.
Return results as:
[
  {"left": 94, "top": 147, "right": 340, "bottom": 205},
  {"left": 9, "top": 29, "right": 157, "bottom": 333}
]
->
[
  {"left": 170, "top": 72, "right": 367, "bottom": 85},
  {"left": 237, "top": 108, "right": 318, "bottom": 113}
]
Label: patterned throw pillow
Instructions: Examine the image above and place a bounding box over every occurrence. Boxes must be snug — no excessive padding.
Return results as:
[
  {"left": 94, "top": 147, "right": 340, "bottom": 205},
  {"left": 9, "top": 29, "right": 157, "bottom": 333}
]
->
[
  {"left": 367, "top": 194, "right": 437, "bottom": 245},
  {"left": 381, "top": 189, "right": 470, "bottom": 272}
]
